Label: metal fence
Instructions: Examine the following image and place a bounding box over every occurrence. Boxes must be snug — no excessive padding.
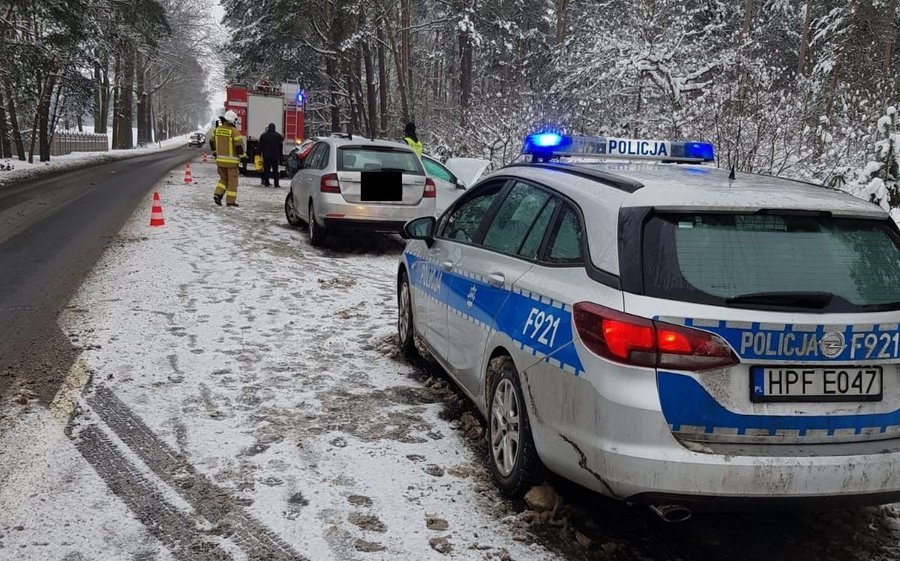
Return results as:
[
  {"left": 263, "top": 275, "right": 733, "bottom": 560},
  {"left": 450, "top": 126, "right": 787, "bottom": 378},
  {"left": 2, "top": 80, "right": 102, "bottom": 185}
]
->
[{"left": 10, "top": 131, "right": 109, "bottom": 158}]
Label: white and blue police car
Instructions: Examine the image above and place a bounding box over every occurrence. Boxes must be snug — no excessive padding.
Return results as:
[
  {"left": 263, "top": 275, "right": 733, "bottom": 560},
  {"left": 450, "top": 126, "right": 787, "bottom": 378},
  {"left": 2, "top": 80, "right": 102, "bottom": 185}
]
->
[{"left": 396, "top": 132, "right": 900, "bottom": 519}]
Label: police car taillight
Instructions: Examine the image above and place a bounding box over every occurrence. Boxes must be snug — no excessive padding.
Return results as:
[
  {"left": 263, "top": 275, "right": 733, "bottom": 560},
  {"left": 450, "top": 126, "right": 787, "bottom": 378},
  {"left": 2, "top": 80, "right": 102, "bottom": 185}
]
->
[
  {"left": 573, "top": 303, "right": 737, "bottom": 371},
  {"left": 320, "top": 173, "right": 341, "bottom": 193},
  {"left": 424, "top": 178, "right": 436, "bottom": 198}
]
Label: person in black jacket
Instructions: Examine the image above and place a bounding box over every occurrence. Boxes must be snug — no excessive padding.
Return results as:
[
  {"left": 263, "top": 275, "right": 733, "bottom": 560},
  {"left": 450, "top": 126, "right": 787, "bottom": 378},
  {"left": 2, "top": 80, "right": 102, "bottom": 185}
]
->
[{"left": 258, "top": 123, "right": 284, "bottom": 187}]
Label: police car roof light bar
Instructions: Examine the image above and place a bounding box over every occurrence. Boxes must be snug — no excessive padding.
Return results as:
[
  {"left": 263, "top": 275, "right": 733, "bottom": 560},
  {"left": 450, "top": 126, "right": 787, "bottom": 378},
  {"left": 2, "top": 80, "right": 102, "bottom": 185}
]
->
[{"left": 522, "top": 133, "right": 715, "bottom": 164}]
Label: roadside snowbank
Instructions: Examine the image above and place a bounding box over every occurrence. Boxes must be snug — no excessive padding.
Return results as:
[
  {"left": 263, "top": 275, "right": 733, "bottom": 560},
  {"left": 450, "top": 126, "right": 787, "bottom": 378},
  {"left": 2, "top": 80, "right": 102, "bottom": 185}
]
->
[{"left": 0, "top": 134, "right": 194, "bottom": 188}]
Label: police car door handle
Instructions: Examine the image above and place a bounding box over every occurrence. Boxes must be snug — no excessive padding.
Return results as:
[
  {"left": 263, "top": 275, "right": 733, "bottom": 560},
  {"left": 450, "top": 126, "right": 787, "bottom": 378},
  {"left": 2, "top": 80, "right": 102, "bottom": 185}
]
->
[
  {"left": 488, "top": 273, "right": 505, "bottom": 288},
  {"left": 441, "top": 261, "right": 453, "bottom": 272}
]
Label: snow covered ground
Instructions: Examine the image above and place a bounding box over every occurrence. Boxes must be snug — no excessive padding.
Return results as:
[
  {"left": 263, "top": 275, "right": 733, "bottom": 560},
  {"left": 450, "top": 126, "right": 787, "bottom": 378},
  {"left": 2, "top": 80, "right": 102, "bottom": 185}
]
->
[
  {"left": 2, "top": 159, "right": 900, "bottom": 561},
  {"left": 0, "top": 161, "right": 560, "bottom": 560},
  {"left": 0, "top": 134, "right": 194, "bottom": 188}
]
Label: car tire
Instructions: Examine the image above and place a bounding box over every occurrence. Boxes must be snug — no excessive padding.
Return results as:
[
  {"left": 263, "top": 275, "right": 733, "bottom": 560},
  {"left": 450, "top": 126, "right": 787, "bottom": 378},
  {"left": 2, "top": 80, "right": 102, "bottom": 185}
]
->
[
  {"left": 487, "top": 356, "right": 545, "bottom": 498},
  {"left": 285, "top": 192, "right": 303, "bottom": 227},
  {"left": 397, "top": 271, "right": 418, "bottom": 358},
  {"left": 308, "top": 201, "right": 327, "bottom": 247}
]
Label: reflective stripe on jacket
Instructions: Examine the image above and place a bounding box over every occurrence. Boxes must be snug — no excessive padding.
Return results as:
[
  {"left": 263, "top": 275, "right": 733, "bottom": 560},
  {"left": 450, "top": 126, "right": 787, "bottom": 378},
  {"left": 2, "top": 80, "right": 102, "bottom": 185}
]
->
[
  {"left": 214, "top": 124, "right": 244, "bottom": 168},
  {"left": 403, "top": 136, "right": 423, "bottom": 157}
]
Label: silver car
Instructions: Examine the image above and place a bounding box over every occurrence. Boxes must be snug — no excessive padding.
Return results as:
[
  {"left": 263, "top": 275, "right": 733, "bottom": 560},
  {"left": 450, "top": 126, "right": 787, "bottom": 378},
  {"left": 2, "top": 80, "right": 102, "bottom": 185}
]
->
[
  {"left": 284, "top": 136, "right": 435, "bottom": 245},
  {"left": 396, "top": 133, "right": 900, "bottom": 519},
  {"left": 422, "top": 154, "right": 492, "bottom": 216}
]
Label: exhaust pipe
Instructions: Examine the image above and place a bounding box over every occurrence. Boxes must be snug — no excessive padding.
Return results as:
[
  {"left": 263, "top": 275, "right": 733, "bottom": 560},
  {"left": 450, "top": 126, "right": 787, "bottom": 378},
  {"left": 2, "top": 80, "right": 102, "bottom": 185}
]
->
[{"left": 649, "top": 504, "right": 692, "bottom": 523}]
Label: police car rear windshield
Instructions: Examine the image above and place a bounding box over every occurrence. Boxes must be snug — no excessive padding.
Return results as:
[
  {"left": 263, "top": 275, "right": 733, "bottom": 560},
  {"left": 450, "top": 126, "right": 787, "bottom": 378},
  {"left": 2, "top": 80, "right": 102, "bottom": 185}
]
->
[
  {"left": 642, "top": 213, "right": 900, "bottom": 312},
  {"left": 338, "top": 147, "right": 423, "bottom": 174}
]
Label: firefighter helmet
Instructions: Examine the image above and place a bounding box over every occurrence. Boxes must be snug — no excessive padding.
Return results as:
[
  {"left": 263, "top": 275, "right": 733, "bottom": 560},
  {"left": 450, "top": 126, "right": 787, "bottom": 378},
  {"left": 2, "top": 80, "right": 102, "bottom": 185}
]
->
[{"left": 223, "top": 110, "right": 239, "bottom": 125}]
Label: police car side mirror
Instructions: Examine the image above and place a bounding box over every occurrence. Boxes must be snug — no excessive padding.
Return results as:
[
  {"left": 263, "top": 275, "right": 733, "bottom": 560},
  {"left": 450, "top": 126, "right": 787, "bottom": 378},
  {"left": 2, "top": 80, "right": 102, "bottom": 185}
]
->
[{"left": 401, "top": 216, "right": 436, "bottom": 242}]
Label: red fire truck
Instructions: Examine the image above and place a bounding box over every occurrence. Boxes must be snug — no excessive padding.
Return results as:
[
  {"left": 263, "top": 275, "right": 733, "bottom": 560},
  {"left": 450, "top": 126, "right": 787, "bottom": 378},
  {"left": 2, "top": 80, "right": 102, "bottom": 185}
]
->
[{"left": 224, "top": 81, "right": 305, "bottom": 174}]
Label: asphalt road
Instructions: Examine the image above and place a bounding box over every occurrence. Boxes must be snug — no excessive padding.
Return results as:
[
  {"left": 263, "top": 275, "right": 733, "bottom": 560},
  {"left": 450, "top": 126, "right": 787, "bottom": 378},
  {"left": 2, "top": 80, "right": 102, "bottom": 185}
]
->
[{"left": 0, "top": 147, "right": 196, "bottom": 405}]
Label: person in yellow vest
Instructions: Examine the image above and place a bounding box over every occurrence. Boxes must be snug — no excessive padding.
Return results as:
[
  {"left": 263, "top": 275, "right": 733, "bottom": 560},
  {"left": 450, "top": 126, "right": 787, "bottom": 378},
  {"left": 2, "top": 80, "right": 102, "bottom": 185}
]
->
[
  {"left": 402, "top": 122, "right": 423, "bottom": 157},
  {"left": 209, "top": 110, "right": 245, "bottom": 207}
]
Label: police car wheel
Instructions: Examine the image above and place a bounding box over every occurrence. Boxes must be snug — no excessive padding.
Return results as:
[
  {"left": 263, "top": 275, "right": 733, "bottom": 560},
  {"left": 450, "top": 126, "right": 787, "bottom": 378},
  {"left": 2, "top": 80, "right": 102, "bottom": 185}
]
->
[
  {"left": 285, "top": 192, "right": 303, "bottom": 226},
  {"left": 487, "top": 356, "right": 544, "bottom": 498},
  {"left": 397, "top": 272, "right": 418, "bottom": 358},
  {"left": 308, "top": 201, "right": 326, "bottom": 246}
]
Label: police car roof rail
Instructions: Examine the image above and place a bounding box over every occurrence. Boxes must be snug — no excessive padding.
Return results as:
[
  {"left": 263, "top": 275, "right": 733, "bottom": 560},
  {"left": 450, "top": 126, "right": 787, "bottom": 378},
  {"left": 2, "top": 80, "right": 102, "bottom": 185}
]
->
[{"left": 505, "top": 162, "right": 644, "bottom": 193}]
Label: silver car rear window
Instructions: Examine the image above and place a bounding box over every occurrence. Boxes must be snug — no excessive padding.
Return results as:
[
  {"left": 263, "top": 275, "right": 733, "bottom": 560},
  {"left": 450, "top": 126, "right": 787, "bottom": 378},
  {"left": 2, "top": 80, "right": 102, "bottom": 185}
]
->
[
  {"left": 337, "top": 147, "right": 423, "bottom": 174},
  {"left": 642, "top": 213, "right": 900, "bottom": 311}
]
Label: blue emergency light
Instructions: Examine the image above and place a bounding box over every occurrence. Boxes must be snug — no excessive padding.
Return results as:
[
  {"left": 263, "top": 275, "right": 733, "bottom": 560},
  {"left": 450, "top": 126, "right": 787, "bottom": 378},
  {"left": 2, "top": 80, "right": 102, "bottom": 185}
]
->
[
  {"left": 296, "top": 90, "right": 306, "bottom": 104},
  {"left": 522, "top": 133, "right": 715, "bottom": 164}
]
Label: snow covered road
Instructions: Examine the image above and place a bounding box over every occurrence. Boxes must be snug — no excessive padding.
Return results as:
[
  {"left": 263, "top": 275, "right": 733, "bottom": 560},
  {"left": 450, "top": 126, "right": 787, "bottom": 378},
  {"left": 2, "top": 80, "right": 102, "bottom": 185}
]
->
[{"left": 2, "top": 159, "right": 900, "bottom": 561}]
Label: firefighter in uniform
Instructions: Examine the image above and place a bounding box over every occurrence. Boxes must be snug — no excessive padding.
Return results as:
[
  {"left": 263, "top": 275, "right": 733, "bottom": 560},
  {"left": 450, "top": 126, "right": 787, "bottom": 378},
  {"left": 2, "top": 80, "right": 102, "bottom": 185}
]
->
[
  {"left": 402, "top": 122, "right": 423, "bottom": 157},
  {"left": 210, "top": 110, "right": 245, "bottom": 207}
]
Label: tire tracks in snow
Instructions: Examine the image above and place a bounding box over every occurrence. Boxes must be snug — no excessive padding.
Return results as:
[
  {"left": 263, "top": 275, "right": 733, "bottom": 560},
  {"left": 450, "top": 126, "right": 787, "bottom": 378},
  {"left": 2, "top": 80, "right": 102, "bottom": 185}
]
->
[
  {"left": 71, "top": 425, "right": 234, "bottom": 561},
  {"left": 71, "top": 386, "right": 307, "bottom": 561}
]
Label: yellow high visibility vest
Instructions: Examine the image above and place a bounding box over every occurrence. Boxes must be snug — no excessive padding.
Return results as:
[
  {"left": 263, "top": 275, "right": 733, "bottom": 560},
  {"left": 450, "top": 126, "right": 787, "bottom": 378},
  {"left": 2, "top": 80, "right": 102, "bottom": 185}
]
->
[
  {"left": 403, "top": 136, "right": 423, "bottom": 157},
  {"left": 214, "top": 124, "right": 244, "bottom": 168}
]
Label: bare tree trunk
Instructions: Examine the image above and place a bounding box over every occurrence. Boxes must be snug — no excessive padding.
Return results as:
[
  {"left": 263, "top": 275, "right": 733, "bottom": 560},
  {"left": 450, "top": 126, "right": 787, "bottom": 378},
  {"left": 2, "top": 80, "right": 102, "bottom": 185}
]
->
[
  {"left": 884, "top": 0, "right": 898, "bottom": 74},
  {"left": 77, "top": 114, "right": 83, "bottom": 133},
  {"left": 555, "top": 0, "right": 570, "bottom": 43},
  {"left": 401, "top": 0, "right": 412, "bottom": 117},
  {"left": 37, "top": 75, "right": 58, "bottom": 162},
  {"left": 111, "top": 53, "right": 120, "bottom": 148},
  {"left": 798, "top": 1, "right": 814, "bottom": 75},
  {"left": 136, "top": 52, "right": 148, "bottom": 146},
  {"left": 458, "top": 14, "right": 473, "bottom": 123},
  {"left": 47, "top": 77, "right": 63, "bottom": 148},
  {"left": 99, "top": 54, "right": 110, "bottom": 133},
  {"left": 28, "top": 74, "right": 44, "bottom": 163},
  {"left": 741, "top": 0, "right": 756, "bottom": 38},
  {"left": 377, "top": 23, "right": 389, "bottom": 135},
  {"left": 363, "top": 40, "right": 377, "bottom": 138},
  {"left": 2, "top": 77, "right": 24, "bottom": 160},
  {"left": 116, "top": 47, "right": 135, "bottom": 149},
  {"left": 326, "top": 57, "right": 341, "bottom": 132},
  {"left": 146, "top": 91, "right": 154, "bottom": 143},
  {"left": 0, "top": 86, "right": 9, "bottom": 158},
  {"left": 388, "top": 22, "right": 410, "bottom": 123}
]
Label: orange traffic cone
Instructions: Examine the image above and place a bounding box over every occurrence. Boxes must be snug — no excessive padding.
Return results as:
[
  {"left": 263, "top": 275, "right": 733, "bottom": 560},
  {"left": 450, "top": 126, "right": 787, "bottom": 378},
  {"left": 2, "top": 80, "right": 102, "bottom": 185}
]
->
[
  {"left": 149, "top": 192, "right": 166, "bottom": 227},
  {"left": 202, "top": 152, "right": 208, "bottom": 163},
  {"left": 183, "top": 163, "right": 193, "bottom": 184}
]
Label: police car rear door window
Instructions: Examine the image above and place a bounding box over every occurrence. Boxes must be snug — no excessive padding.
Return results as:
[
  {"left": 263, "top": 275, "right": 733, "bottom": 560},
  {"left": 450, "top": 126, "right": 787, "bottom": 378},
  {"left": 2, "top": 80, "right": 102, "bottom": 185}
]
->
[
  {"left": 642, "top": 213, "right": 900, "bottom": 311},
  {"left": 481, "top": 182, "right": 552, "bottom": 256},
  {"left": 546, "top": 205, "right": 584, "bottom": 264},
  {"left": 519, "top": 199, "right": 558, "bottom": 259}
]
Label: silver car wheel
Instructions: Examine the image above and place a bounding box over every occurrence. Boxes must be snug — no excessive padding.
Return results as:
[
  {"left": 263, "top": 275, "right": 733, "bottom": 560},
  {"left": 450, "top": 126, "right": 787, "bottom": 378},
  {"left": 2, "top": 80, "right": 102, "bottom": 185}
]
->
[
  {"left": 398, "top": 279, "right": 411, "bottom": 342},
  {"left": 490, "top": 378, "right": 520, "bottom": 477}
]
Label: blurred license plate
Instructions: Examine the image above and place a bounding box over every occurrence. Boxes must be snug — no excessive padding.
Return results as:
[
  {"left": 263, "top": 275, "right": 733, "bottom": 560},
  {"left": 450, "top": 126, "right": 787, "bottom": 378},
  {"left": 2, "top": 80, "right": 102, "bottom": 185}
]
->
[
  {"left": 360, "top": 171, "right": 402, "bottom": 201},
  {"left": 751, "top": 366, "right": 882, "bottom": 402}
]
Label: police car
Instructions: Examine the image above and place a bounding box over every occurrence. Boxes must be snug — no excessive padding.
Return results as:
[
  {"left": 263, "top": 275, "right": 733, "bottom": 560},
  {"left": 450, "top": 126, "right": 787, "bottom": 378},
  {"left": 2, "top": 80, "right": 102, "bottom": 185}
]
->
[{"left": 396, "top": 132, "right": 900, "bottom": 518}]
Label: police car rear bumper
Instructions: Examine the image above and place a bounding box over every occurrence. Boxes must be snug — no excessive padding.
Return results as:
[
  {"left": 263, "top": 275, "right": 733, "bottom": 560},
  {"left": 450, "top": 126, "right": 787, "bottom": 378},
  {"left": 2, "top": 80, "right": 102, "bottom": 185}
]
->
[{"left": 537, "top": 397, "right": 900, "bottom": 507}]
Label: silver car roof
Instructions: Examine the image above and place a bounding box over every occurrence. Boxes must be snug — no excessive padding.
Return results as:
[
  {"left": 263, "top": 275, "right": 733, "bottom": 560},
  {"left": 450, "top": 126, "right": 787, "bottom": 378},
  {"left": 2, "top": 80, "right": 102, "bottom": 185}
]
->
[{"left": 484, "top": 162, "right": 888, "bottom": 275}]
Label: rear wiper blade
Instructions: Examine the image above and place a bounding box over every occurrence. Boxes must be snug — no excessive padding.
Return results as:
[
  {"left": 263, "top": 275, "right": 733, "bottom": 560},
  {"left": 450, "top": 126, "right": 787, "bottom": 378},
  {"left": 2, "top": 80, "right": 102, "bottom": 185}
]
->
[{"left": 725, "top": 291, "right": 833, "bottom": 309}]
